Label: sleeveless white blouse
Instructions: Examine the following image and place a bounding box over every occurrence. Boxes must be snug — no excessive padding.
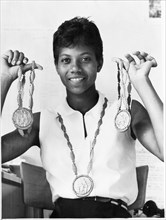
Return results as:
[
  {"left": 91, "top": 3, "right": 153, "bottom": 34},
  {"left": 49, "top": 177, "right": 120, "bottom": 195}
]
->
[{"left": 39, "top": 92, "right": 138, "bottom": 205}]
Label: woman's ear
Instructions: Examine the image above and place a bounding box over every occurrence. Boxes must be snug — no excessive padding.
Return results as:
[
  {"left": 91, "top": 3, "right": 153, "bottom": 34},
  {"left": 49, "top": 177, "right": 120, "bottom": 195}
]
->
[
  {"left": 55, "top": 64, "right": 59, "bottom": 75},
  {"left": 54, "top": 59, "right": 59, "bottom": 73},
  {"left": 97, "top": 58, "right": 103, "bottom": 72}
]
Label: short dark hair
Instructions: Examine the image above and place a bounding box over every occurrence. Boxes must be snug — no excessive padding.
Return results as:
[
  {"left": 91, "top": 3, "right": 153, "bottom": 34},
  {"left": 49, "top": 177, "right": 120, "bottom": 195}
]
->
[{"left": 53, "top": 17, "right": 103, "bottom": 65}]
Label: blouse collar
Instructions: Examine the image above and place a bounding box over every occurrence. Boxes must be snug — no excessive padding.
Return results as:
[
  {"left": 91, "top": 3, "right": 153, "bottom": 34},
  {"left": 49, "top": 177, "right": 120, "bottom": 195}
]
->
[{"left": 56, "top": 91, "right": 106, "bottom": 120}]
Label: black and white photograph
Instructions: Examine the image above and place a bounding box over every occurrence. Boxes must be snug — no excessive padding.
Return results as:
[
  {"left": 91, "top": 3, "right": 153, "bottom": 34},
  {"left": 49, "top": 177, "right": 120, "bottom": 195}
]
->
[{"left": 1, "top": 0, "right": 165, "bottom": 218}]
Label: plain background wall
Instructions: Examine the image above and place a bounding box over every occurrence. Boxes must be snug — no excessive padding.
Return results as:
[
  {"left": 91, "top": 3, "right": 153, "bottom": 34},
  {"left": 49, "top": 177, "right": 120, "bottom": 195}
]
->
[{"left": 1, "top": 0, "right": 165, "bottom": 208}]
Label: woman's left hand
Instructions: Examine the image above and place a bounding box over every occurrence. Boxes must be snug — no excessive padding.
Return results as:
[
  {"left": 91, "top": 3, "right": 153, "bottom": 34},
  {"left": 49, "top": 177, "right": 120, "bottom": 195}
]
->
[
  {"left": 112, "top": 51, "right": 157, "bottom": 87},
  {"left": 124, "top": 51, "right": 157, "bottom": 83}
]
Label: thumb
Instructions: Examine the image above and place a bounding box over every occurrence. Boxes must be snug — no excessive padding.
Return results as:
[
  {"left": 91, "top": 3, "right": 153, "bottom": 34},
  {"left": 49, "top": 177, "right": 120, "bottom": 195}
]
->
[
  {"left": 146, "top": 55, "right": 157, "bottom": 68},
  {"left": 22, "top": 62, "right": 43, "bottom": 73}
]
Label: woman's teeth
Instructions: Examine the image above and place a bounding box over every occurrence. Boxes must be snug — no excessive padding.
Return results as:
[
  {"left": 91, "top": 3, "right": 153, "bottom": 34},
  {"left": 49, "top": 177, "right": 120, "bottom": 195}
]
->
[{"left": 70, "top": 78, "right": 84, "bottom": 82}]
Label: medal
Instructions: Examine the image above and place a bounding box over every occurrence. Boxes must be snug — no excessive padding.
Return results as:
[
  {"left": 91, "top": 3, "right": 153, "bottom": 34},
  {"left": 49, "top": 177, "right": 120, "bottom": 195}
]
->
[
  {"left": 12, "top": 61, "right": 36, "bottom": 136},
  {"left": 58, "top": 98, "right": 108, "bottom": 197},
  {"left": 12, "top": 107, "right": 33, "bottom": 130},
  {"left": 115, "top": 109, "right": 131, "bottom": 132},
  {"left": 73, "top": 175, "right": 94, "bottom": 197},
  {"left": 114, "top": 63, "right": 132, "bottom": 132}
]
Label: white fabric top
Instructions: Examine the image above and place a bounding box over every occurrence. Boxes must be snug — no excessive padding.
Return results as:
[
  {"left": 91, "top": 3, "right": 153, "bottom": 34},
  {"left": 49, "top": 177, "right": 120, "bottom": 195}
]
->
[{"left": 39, "top": 92, "right": 138, "bottom": 205}]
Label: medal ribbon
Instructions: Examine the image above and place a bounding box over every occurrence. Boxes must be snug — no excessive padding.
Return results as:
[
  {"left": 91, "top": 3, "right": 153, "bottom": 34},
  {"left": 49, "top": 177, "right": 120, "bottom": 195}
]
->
[
  {"left": 57, "top": 97, "right": 108, "bottom": 177},
  {"left": 17, "top": 61, "right": 35, "bottom": 110},
  {"left": 114, "top": 63, "right": 132, "bottom": 132},
  {"left": 117, "top": 63, "right": 132, "bottom": 112}
]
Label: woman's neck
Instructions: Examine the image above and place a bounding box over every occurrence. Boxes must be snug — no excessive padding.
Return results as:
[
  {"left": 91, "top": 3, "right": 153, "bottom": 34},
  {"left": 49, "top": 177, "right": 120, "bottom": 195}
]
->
[{"left": 66, "top": 86, "right": 99, "bottom": 115}]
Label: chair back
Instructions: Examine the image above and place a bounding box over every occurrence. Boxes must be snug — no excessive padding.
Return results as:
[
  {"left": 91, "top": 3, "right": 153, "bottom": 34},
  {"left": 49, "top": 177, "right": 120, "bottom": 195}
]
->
[{"left": 20, "top": 162, "right": 54, "bottom": 210}]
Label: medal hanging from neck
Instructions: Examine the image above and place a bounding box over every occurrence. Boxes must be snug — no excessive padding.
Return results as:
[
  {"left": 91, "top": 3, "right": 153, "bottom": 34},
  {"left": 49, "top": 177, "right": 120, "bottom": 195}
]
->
[
  {"left": 114, "top": 63, "right": 132, "bottom": 132},
  {"left": 58, "top": 98, "right": 108, "bottom": 197},
  {"left": 12, "top": 61, "right": 35, "bottom": 136}
]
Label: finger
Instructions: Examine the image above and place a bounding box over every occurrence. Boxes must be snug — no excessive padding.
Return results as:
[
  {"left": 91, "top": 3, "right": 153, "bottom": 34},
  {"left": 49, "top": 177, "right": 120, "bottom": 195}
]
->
[
  {"left": 12, "top": 50, "right": 20, "bottom": 65},
  {"left": 140, "top": 51, "right": 148, "bottom": 58},
  {"left": 22, "top": 62, "right": 43, "bottom": 73},
  {"left": 132, "top": 51, "right": 146, "bottom": 63},
  {"left": 33, "top": 62, "right": 43, "bottom": 70},
  {"left": 146, "top": 55, "right": 157, "bottom": 67},
  {"left": 2, "top": 50, "right": 14, "bottom": 64},
  {"left": 124, "top": 54, "right": 136, "bottom": 65},
  {"left": 23, "top": 57, "right": 29, "bottom": 64},
  {"left": 16, "top": 52, "right": 25, "bottom": 65}
]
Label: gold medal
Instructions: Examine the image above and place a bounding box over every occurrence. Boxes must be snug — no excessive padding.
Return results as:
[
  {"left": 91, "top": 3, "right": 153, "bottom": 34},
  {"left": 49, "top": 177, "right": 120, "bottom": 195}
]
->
[
  {"left": 12, "top": 107, "right": 33, "bottom": 130},
  {"left": 114, "top": 109, "right": 131, "bottom": 132},
  {"left": 114, "top": 63, "right": 132, "bottom": 132},
  {"left": 73, "top": 175, "right": 94, "bottom": 197},
  {"left": 12, "top": 62, "right": 35, "bottom": 136}
]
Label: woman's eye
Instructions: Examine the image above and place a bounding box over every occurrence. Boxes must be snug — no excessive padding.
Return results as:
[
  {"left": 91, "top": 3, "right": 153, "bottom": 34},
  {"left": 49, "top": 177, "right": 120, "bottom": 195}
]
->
[
  {"left": 82, "top": 57, "right": 91, "bottom": 62},
  {"left": 61, "top": 58, "right": 70, "bottom": 64}
]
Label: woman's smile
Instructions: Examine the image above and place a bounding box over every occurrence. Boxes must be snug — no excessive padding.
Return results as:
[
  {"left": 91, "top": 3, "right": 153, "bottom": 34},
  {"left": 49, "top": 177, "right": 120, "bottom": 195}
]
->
[{"left": 69, "top": 77, "right": 85, "bottom": 82}]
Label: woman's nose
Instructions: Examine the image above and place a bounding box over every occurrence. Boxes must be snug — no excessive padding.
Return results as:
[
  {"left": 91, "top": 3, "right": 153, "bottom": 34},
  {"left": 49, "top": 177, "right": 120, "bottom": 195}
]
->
[{"left": 70, "top": 61, "right": 81, "bottom": 74}]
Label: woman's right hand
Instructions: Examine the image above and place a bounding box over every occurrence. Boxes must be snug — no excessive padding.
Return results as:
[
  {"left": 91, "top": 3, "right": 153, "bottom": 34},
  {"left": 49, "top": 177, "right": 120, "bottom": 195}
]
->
[{"left": 1, "top": 50, "right": 43, "bottom": 81}]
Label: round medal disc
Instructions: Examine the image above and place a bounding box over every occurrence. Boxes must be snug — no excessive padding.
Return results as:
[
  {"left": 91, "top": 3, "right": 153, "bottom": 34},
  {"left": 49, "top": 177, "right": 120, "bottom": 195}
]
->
[
  {"left": 12, "top": 107, "right": 33, "bottom": 130},
  {"left": 115, "top": 109, "right": 131, "bottom": 132},
  {"left": 73, "top": 175, "right": 94, "bottom": 197}
]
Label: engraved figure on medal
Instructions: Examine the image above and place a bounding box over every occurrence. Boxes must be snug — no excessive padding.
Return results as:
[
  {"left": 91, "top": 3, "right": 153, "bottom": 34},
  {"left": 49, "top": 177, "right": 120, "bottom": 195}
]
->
[
  {"left": 12, "top": 107, "right": 33, "bottom": 130},
  {"left": 73, "top": 175, "right": 94, "bottom": 197},
  {"left": 115, "top": 109, "right": 131, "bottom": 132}
]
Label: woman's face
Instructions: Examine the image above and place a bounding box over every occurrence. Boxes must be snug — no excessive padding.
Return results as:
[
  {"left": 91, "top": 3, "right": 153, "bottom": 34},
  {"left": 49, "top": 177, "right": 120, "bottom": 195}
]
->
[{"left": 56, "top": 44, "right": 101, "bottom": 95}]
